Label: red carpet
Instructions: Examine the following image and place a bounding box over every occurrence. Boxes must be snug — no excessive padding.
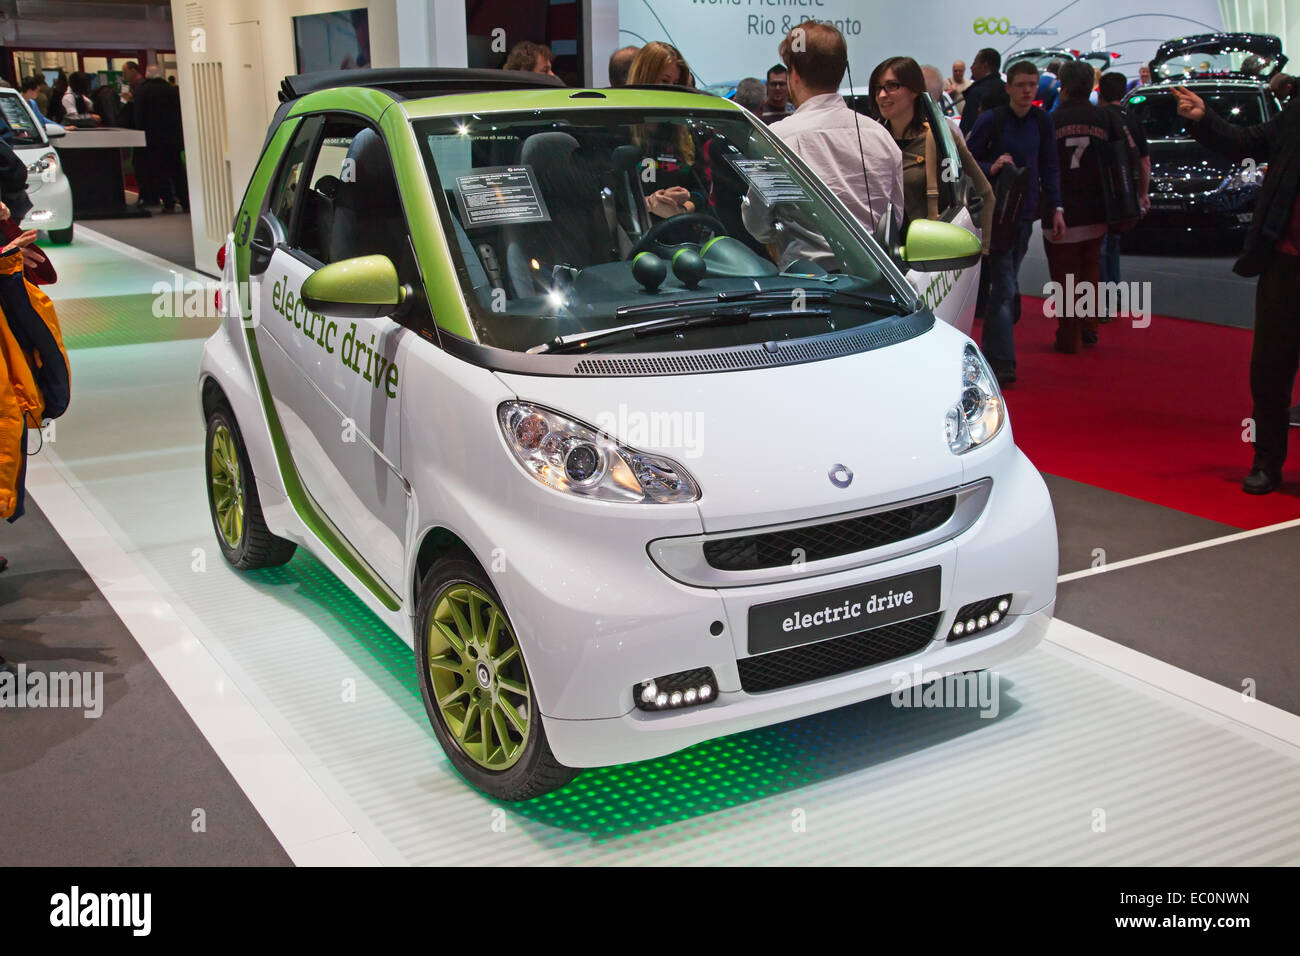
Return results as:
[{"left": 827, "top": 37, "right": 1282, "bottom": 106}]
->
[{"left": 979, "top": 297, "right": 1300, "bottom": 530}]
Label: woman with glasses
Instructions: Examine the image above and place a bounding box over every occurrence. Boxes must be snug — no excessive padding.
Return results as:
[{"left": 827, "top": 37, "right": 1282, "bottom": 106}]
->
[{"left": 871, "top": 56, "right": 993, "bottom": 246}]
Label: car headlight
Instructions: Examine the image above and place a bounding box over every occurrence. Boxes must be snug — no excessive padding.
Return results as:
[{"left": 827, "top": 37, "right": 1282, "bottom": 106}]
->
[
  {"left": 945, "top": 344, "right": 1005, "bottom": 454},
  {"left": 25, "top": 151, "right": 57, "bottom": 178},
  {"left": 498, "top": 401, "right": 700, "bottom": 503}
]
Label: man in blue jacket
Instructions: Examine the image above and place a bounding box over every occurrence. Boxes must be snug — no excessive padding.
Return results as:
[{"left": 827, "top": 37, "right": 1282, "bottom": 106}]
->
[{"left": 967, "top": 60, "right": 1065, "bottom": 384}]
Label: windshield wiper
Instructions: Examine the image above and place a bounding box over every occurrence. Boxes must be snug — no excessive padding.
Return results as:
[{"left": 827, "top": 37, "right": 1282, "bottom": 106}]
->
[
  {"left": 615, "top": 286, "right": 904, "bottom": 319},
  {"left": 529, "top": 305, "right": 832, "bottom": 355}
]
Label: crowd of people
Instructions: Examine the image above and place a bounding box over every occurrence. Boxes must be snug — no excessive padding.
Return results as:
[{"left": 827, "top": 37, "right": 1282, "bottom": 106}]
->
[
  {"left": 16, "top": 63, "right": 188, "bottom": 213},
  {"left": 497, "top": 28, "right": 1299, "bottom": 496}
]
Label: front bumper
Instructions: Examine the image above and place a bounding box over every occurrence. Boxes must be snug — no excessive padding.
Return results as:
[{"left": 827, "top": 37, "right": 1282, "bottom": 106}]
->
[
  {"left": 472, "top": 440, "right": 1057, "bottom": 768},
  {"left": 542, "top": 604, "right": 1053, "bottom": 767}
]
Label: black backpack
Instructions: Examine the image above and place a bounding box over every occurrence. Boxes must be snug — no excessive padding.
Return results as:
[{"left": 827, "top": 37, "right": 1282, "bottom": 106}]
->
[{"left": 1099, "top": 108, "right": 1141, "bottom": 234}]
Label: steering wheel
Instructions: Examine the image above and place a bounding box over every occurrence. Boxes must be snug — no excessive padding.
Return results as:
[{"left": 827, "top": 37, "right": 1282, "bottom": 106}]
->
[{"left": 629, "top": 212, "right": 728, "bottom": 259}]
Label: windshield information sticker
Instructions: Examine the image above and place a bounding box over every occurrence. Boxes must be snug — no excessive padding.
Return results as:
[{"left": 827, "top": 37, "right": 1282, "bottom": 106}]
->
[
  {"left": 453, "top": 165, "right": 551, "bottom": 226},
  {"left": 728, "top": 157, "right": 810, "bottom": 203}
]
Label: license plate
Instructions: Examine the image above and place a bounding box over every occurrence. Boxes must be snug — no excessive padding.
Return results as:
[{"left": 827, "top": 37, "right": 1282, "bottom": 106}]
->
[
  {"left": 1150, "top": 202, "right": 1183, "bottom": 211},
  {"left": 747, "top": 567, "right": 942, "bottom": 655}
]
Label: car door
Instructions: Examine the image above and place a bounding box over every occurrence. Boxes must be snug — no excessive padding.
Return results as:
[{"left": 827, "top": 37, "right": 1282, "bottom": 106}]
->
[
  {"left": 902, "top": 93, "right": 981, "bottom": 334},
  {"left": 251, "top": 114, "right": 416, "bottom": 593}
]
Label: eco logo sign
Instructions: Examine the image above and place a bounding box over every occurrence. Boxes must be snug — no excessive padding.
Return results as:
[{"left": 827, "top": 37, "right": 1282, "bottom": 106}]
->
[
  {"left": 973, "top": 17, "right": 1011, "bottom": 35},
  {"left": 972, "top": 16, "right": 1058, "bottom": 36}
]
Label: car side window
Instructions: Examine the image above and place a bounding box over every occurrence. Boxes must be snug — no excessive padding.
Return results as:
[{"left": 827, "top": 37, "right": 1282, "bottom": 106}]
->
[
  {"left": 295, "top": 119, "right": 412, "bottom": 272},
  {"left": 285, "top": 115, "right": 435, "bottom": 336},
  {"left": 267, "top": 115, "right": 324, "bottom": 235}
]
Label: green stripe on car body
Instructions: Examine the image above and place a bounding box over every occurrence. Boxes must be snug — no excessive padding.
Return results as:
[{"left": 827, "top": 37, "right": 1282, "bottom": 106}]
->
[{"left": 231, "top": 115, "right": 403, "bottom": 612}]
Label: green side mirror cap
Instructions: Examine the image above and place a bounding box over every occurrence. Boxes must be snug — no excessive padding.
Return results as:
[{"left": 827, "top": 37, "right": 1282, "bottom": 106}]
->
[
  {"left": 301, "top": 254, "right": 406, "bottom": 318},
  {"left": 899, "top": 219, "right": 982, "bottom": 273}
]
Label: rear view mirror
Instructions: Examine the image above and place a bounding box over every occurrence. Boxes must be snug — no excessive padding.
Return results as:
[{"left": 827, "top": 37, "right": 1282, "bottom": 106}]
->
[
  {"left": 44, "top": 123, "right": 67, "bottom": 139},
  {"left": 899, "top": 219, "right": 982, "bottom": 273},
  {"left": 301, "top": 255, "right": 407, "bottom": 318}
]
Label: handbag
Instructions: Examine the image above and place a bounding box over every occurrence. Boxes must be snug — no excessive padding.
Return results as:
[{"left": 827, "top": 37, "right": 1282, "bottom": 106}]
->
[
  {"left": 985, "top": 107, "right": 1030, "bottom": 255},
  {"left": 989, "top": 164, "right": 1029, "bottom": 254}
]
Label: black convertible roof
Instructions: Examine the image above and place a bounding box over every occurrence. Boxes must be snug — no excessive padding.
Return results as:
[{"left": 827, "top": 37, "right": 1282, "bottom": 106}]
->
[{"left": 278, "top": 67, "right": 566, "bottom": 103}]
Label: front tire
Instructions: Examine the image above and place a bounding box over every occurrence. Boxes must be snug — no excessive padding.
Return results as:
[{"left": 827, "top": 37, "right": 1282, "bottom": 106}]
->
[
  {"left": 46, "top": 225, "right": 74, "bottom": 244},
  {"left": 415, "top": 554, "right": 577, "bottom": 801},
  {"left": 205, "top": 406, "right": 296, "bottom": 570}
]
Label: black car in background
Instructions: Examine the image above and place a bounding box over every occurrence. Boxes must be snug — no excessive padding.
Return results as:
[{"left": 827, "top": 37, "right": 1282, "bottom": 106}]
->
[{"left": 1122, "top": 33, "right": 1286, "bottom": 251}]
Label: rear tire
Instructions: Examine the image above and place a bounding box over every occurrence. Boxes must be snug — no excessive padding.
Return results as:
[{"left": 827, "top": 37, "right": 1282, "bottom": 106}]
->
[
  {"left": 415, "top": 553, "right": 577, "bottom": 801},
  {"left": 205, "top": 405, "right": 296, "bottom": 570}
]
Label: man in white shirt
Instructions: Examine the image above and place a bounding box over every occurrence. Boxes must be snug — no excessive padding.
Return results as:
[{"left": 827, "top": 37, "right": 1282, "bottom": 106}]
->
[
  {"left": 742, "top": 21, "right": 903, "bottom": 268},
  {"left": 947, "top": 59, "right": 973, "bottom": 114}
]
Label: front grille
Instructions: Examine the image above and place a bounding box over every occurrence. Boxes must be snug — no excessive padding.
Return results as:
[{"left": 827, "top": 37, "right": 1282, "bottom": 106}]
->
[
  {"left": 704, "top": 497, "right": 956, "bottom": 572},
  {"left": 738, "top": 612, "right": 942, "bottom": 693}
]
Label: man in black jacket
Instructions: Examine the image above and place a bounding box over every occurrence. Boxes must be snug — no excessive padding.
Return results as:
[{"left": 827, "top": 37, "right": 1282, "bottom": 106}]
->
[
  {"left": 960, "top": 48, "right": 1004, "bottom": 135},
  {"left": 1174, "top": 85, "right": 1300, "bottom": 493},
  {"left": 132, "top": 67, "right": 188, "bottom": 213}
]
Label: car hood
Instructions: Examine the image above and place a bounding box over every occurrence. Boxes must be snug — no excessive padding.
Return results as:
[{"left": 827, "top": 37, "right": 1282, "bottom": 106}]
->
[
  {"left": 1151, "top": 32, "right": 1286, "bottom": 80},
  {"left": 1148, "top": 141, "right": 1239, "bottom": 190},
  {"left": 494, "top": 320, "right": 974, "bottom": 533}
]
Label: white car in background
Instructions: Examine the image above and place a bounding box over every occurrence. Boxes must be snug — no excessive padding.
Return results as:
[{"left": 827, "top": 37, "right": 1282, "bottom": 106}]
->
[{"left": 0, "top": 87, "right": 74, "bottom": 244}]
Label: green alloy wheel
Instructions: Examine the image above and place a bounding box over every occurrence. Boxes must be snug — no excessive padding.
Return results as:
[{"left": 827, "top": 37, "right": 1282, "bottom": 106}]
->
[
  {"left": 416, "top": 555, "right": 576, "bottom": 800},
  {"left": 210, "top": 421, "right": 244, "bottom": 550},
  {"left": 204, "top": 406, "right": 297, "bottom": 570}
]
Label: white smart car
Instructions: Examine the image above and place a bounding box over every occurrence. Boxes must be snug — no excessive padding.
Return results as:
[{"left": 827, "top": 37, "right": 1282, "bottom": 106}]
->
[
  {"left": 0, "top": 88, "right": 74, "bottom": 243},
  {"left": 200, "top": 69, "right": 1057, "bottom": 800}
]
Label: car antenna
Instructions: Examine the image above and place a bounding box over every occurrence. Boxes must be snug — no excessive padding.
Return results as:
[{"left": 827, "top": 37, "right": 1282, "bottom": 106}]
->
[{"left": 843, "top": 57, "right": 881, "bottom": 238}]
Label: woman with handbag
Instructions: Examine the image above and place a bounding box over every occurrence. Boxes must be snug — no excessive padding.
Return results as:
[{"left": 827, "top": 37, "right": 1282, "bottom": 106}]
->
[{"left": 871, "top": 56, "right": 994, "bottom": 248}]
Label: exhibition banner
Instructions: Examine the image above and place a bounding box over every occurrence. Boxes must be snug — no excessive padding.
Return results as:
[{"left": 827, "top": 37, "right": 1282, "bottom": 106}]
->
[{"left": 616, "top": 0, "right": 1226, "bottom": 87}]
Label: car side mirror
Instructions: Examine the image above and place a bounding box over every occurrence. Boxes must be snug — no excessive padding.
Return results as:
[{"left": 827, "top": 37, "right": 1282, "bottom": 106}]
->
[
  {"left": 899, "top": 219, "right": 982, "bottom": 272},
  {"left": 301, "top": 254, "right": 407, "bottom": 318},
  {"left": 44, "top": 123, "right": 67, "bottom": 139}
]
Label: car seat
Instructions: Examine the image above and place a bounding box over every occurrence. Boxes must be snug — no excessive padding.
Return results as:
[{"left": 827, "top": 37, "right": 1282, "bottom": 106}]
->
[
  {"left": 329, "top": 128, "right": 410, "bottom": 271},
  {"left": 503, "top": 132, "right": 626, "bottom": 299}
]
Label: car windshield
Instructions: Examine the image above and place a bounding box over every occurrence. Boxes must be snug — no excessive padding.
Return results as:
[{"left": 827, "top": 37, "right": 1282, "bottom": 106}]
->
[
  {"left": 1153, "top": 50, "right": 1281, "bottom": 80},
  {"left": 0, "top": 94, "right": 44, "bottom": 146},
  {"left": 413, "top": 108, "right": 903, "bottom": 354},
  {"left": 1127, "top": 88, "right": 1268, "bottom": 139}
]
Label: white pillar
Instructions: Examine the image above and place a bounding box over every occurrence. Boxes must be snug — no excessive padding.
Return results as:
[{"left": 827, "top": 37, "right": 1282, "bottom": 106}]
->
[
  {"left": 586, "top": 0, "right": 620, "bottom": 87},
  {"left": 395, "top": 0, "right": 468, "bottom": 68}
]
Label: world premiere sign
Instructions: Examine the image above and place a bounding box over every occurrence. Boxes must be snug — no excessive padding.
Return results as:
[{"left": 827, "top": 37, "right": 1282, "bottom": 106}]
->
[{"left": 662, "top": 0, "right": 865, "bottom": 43}]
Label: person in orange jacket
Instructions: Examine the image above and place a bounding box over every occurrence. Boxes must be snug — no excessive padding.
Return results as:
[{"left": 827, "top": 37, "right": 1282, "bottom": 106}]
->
[{"left": 0, "top": 198, "right": 68, "bottom": 672}]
